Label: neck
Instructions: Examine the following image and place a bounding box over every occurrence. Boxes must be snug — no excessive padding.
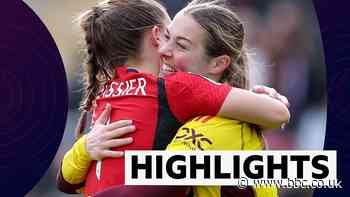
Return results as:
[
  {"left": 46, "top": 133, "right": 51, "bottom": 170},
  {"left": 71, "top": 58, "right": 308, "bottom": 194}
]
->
[
  {"left": 126, "top": 57, "right": 160, "bottom": 76},
  {"left": 125, "top": 31, "right": 160, "bottom": 76},
  {"left": 202, "top": 72, "right": 221, "bottom": 82}
]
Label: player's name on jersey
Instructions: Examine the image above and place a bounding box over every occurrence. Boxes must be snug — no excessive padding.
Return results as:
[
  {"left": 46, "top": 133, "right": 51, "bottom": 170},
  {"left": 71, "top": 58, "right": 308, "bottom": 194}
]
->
[{"left": 102, "top": 77, "right": 147, "bottom": 98}]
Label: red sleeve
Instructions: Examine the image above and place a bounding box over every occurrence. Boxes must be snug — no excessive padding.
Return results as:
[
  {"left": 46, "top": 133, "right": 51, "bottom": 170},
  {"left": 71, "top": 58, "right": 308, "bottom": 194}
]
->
[{"left": 163, "top": 72, "right": 231, "bottom": 123}]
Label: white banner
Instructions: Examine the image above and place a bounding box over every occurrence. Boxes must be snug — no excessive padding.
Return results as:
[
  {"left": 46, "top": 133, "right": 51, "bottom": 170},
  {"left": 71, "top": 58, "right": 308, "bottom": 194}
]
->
[{"left": 125, "top": 151, "right": 337, "bottom": 188}]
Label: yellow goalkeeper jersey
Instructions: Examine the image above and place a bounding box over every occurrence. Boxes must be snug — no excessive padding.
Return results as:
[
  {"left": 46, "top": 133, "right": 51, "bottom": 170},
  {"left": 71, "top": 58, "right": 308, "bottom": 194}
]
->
[{"left": 166, "top": 115, "right": 278, "bottom": 197}]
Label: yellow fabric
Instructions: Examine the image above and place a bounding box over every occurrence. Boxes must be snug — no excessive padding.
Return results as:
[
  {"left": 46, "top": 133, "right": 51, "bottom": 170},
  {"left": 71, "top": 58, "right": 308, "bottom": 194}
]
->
[
  {"left": 62, "top": 135, "right": 92, "bottom": 185},
  {"left": 254, "top": 186, "right": 279, "bottom": 197},
  {"left": 166, "top": 116, "right": 278, "bottom": 197}
]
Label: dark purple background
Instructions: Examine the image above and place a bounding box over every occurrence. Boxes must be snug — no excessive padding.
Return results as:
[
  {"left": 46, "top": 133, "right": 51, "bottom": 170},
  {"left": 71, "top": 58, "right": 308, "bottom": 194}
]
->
[
  {"left": 313, "top": 0, "right": 349, "bottom": 196},
  {"left": 0, "top": 1, "right": 67, "bottom": 196}
]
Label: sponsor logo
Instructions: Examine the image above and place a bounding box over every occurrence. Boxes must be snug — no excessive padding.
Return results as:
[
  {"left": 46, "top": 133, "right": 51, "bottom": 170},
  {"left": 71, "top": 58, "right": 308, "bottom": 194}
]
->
[{"left": 175, "top": 127, "right": 212, "bottom": 150}]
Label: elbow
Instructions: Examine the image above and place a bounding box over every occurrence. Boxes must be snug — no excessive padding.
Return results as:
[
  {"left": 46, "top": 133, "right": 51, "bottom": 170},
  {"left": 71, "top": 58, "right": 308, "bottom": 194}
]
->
[
  {"left": 56, "top": 168, "right": 84, "bottom": 194},
  {"left": 268, "top": 104, "right": 291, "bottom": 129}
]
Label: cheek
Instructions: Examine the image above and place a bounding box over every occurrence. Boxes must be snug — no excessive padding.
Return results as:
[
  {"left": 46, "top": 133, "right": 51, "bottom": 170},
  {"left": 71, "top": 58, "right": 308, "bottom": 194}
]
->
[{"left": 173, "top": 54, "right": 195, "bottom": 72}]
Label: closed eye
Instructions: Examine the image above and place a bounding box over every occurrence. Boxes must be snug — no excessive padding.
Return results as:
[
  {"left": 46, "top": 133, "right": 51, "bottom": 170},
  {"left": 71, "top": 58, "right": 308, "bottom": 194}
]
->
[
  {"left": 164, "top": 33, "right": 170, "bottom": 41},
  {"left": 177, "top": 42, "right": 187, "bottom": 50}
]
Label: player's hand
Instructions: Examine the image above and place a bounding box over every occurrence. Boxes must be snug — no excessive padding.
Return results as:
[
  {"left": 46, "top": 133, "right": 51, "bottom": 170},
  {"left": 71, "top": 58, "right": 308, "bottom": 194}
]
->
[
  {"left": 86, "top": 104, "right": 136, "bottom": 160},
  {"left": 251, "top": 85, "right": 290, "bottom": 108}
]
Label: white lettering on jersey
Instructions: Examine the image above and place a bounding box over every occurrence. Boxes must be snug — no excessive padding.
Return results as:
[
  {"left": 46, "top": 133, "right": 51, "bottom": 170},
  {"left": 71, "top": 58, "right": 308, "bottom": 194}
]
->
[
  {"left": 134, "top": 77, "right": 147, "bottom": 96},
  {"left": 103, "top": 77, "right": 147, "bottom": 98},
  {"left": 122, "top": 80, "right": 130, "bottom": 96},
  {"left": 103, "top": 82, "right": 116, "bottom": 98},
  {"left": 125, "top": 79, "right": 136, "bottom": 95},
  {"left": 116, "top": 82, "right": 124, "bottom": 96}
]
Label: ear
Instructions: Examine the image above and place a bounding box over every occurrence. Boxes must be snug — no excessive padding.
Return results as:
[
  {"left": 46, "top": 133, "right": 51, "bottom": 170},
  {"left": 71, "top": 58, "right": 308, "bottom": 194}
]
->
[
  {"left": 208, "top": 55, "right": 231, "bottom": 75},
  {"left": 151, "top": 25, "right": 162, "bottom": 47}
]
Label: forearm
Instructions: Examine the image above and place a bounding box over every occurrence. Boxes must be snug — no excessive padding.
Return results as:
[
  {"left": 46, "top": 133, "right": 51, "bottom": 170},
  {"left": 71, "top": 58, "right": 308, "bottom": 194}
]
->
[{"left": 219, "top": 88, "right": 290, "bottom": 129}]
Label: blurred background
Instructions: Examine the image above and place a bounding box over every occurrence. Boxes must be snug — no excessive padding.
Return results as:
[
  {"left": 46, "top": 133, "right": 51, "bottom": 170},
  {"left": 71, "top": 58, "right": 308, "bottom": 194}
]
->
[{"left": 23, "top": 0, "right": 326, "bottom": 196}]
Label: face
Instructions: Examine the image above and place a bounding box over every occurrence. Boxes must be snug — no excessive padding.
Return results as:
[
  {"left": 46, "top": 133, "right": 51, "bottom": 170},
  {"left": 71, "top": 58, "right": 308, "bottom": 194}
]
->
[{"left": 158, "top": 12, "right": 213, "bottom": 76}]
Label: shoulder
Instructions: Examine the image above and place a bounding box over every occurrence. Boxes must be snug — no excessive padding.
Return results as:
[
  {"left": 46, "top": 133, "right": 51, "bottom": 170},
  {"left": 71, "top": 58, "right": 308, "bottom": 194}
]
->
[
  {"left": 163, "top": 72, "right": 221, "bottom": 85},
  {"left": 184, "top": 116, "right": 241, "bottom": 129},
  {"left": 163, "top": 72, "right": 226, "bottom": 93}
]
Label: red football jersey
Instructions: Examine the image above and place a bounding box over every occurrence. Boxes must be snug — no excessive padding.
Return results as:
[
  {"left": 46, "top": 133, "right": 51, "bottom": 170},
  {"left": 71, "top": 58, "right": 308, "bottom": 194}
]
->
[{"left": 84, "top": 66, "right": 231, "bottom": 196}]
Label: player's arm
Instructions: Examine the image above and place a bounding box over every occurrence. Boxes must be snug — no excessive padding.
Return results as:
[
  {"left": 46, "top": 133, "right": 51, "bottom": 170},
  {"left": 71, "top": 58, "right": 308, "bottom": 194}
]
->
[
  {"left": 56, "top": 135, "right": 91, "bottom": 194},
  {"left": 218, "top": 87, "right": 290, "bottom": 129},
  {"left": 57, "top": 104, "right": 136, "bottom": 194},
  {"left": 165, "top": 73, "right": 290, "bottom": 129}
]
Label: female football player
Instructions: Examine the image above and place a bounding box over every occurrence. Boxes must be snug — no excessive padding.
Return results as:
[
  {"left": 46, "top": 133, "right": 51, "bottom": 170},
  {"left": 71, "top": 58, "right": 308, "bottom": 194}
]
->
[
  {"left": 57, "top": 0, "right": 289, "bottom": 196},
  {"left": 162, "top": 1, "right": 280, "bottom": 196},
  {"left": 97, "top": 1, "right": 281, "bottom": 196}
]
